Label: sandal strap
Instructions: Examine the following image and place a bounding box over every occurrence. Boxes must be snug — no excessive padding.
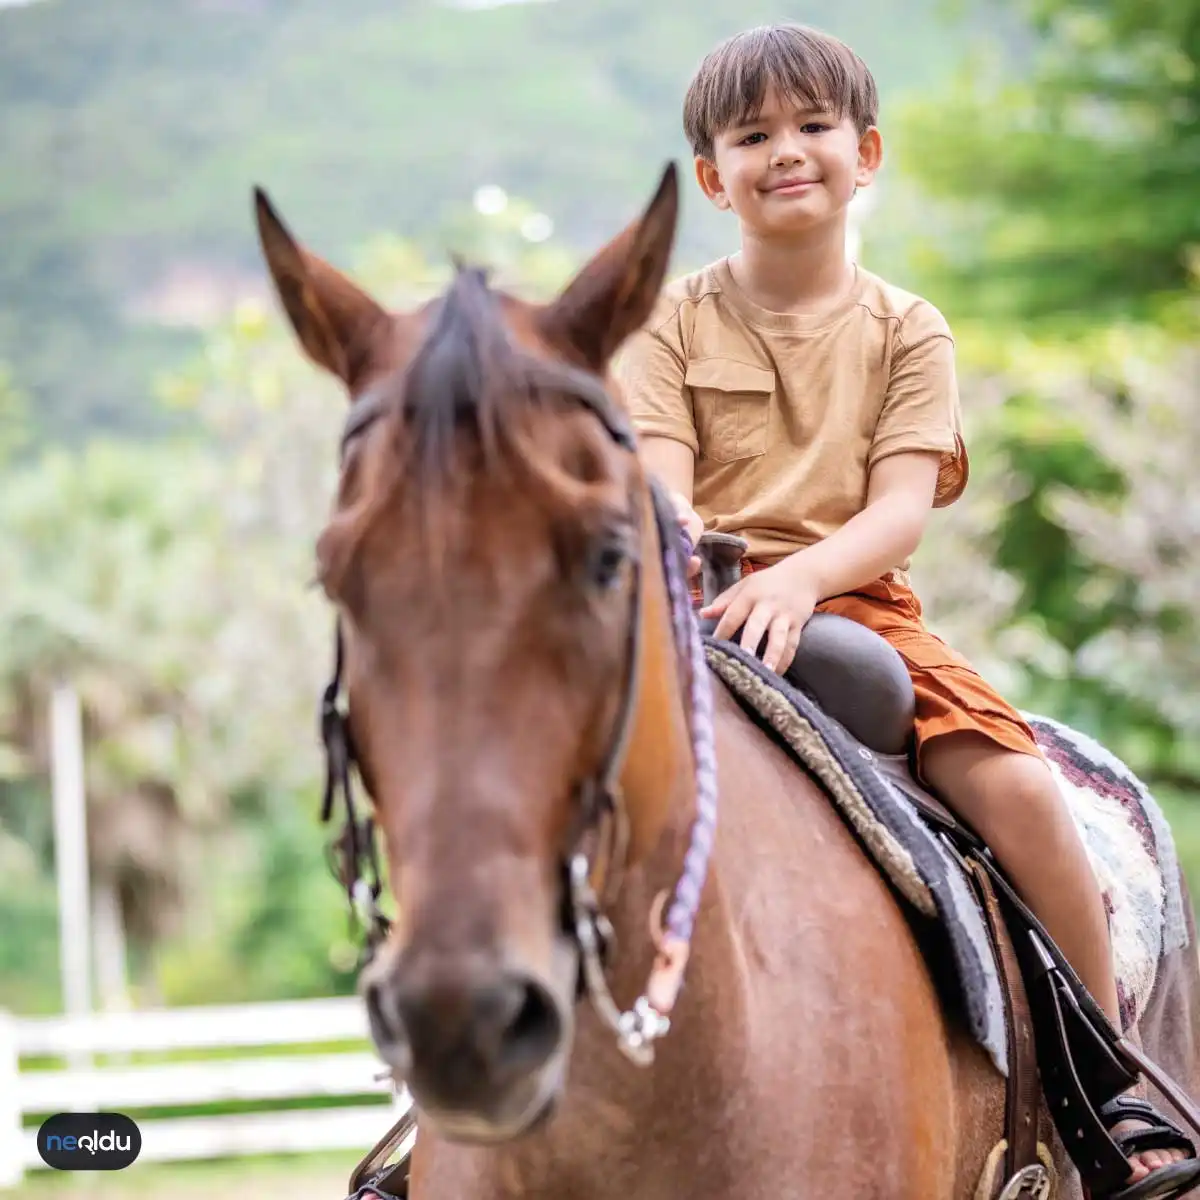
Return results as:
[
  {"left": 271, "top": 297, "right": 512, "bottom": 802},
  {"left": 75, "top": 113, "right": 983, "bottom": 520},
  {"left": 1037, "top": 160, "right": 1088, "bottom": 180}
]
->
[
  {"left": 1102, "top": 1097, "right": 1178, "bottom": 1127},
  {"left": 1100, "top": 1097, "right": 1197, "bottom": 1161}
]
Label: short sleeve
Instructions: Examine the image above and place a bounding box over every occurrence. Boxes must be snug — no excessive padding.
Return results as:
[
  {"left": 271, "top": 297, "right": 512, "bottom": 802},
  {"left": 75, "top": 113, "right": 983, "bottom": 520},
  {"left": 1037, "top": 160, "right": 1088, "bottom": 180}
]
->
[
  {"left": 868, "top": 300, "right": 969, "bottom": 508},
  {"left": 611, "top": 308, "right": 697, "bottom": 455}
]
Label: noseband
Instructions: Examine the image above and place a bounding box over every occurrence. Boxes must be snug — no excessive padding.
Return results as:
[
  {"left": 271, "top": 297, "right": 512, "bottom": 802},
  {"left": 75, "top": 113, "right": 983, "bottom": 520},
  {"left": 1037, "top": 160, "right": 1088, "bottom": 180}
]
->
[{"left": 317, "top": 354, "right": 720, "bottom": 1066}]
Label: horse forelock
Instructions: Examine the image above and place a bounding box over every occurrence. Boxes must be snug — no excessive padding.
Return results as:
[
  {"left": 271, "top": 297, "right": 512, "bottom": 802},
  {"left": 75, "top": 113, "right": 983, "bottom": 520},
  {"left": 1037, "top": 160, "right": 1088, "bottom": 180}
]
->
[{"left": 328, "top": 265, "right": 628, "bottom": 583}]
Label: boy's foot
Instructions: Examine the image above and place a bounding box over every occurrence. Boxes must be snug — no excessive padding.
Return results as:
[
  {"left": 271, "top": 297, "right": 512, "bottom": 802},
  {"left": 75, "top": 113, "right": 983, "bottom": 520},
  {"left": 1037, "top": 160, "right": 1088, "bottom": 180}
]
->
[{"left": 1101, "top": 1095, "right": 1200, "bottom": 1198}]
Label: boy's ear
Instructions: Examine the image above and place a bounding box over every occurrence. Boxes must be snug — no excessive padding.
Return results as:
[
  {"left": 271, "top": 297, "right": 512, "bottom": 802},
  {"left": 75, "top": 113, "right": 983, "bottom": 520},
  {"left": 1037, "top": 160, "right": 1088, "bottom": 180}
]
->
[
  {"left": 855, "top": 127, "right": 884, "bottom": 187},
  {"left": 694, "top": 157, "right": 732, "bottom": 211}
]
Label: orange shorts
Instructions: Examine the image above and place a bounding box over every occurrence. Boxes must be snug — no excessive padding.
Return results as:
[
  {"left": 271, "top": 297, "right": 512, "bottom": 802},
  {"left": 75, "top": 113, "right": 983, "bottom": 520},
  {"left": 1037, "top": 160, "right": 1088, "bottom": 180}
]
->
[{"left": 693, "top": 560, "right": 1042, "bottom": 782}]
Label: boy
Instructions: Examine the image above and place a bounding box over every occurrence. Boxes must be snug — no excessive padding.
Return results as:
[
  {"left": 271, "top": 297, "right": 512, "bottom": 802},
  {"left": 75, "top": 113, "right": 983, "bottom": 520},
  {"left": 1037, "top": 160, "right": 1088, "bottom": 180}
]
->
[{"left": 615, "top": 22, "right": 1191, "bottom": 1194}]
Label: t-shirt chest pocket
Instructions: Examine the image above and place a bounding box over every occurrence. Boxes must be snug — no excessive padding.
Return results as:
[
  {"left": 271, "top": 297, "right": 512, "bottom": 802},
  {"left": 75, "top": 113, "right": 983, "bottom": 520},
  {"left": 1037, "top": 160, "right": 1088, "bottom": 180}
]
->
[{"left": 685, "top": 359, "right": 776, "bottom": 464}]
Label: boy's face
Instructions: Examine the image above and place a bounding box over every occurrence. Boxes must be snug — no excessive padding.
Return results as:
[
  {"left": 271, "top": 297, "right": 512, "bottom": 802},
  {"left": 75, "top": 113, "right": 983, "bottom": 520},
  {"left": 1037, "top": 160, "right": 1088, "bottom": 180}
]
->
[{"left": 697, "top": 85, "right": 882, "bottom": 237}]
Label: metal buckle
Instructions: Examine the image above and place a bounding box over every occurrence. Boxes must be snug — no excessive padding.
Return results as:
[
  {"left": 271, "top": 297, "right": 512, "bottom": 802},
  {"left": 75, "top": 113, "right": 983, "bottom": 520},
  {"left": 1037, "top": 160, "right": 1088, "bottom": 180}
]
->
[{"left": 997, "top": 1164, "right": 1051, "bottom": 1200}]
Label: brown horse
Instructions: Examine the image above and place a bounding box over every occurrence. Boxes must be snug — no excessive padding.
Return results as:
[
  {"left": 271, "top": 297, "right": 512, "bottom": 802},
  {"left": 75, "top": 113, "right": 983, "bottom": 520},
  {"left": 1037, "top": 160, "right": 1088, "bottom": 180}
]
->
[{"left": 255, "top": 165, "right": 1200, "bottom": 1199}]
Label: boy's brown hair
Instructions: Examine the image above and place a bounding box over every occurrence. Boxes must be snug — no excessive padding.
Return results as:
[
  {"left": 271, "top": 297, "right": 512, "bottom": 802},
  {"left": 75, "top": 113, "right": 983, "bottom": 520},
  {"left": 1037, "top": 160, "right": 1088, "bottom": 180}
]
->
[{"left": 683, "top": 24, "right": 879, "bottom": 160}]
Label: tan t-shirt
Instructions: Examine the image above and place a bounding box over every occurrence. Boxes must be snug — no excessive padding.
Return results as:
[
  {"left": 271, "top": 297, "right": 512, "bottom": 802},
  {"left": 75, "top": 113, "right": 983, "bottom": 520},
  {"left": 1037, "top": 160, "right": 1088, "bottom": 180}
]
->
[{"left": 614, "top": 258, "right": 968, "bottom": 569}]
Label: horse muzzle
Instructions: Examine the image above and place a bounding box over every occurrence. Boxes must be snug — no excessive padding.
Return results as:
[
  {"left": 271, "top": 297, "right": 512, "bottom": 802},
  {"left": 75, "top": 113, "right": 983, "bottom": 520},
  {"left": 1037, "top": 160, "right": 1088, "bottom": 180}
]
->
[{"left": 361, "top": 941, "right": 577, "bottom": 1142}]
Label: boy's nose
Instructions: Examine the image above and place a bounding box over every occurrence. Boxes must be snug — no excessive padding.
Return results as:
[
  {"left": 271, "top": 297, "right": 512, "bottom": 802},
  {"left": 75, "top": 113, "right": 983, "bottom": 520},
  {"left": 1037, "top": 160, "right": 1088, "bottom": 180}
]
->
[{"left": 770, "top": 138, "right": 806, "bottom": 166}]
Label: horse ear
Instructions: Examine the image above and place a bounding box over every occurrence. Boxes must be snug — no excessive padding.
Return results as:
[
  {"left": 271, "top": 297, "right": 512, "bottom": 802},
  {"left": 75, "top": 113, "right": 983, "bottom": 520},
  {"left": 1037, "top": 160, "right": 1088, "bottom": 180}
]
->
[
  {"left": 539, "top": 162, "right": 679, "bottom": 371},
  {"left": 253, "top": 187, "right": 388, "bottom": 390}
]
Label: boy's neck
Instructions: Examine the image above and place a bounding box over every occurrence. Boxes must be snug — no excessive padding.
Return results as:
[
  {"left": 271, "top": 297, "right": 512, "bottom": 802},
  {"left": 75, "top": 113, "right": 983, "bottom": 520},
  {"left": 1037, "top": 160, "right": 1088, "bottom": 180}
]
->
[{"left": 728, "top": 215, "right": 855, "bottom": 316}]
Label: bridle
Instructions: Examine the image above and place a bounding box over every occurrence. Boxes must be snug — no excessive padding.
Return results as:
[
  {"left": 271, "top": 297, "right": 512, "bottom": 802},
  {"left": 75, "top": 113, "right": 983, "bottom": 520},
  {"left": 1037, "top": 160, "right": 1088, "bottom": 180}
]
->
[{"left": 316, "top": 352, "right": 720, "bottom": 1067}]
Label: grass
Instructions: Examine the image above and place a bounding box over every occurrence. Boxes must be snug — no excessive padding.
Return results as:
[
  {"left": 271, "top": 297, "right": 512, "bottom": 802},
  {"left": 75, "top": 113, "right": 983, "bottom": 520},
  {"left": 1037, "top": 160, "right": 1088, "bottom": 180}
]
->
[{"left": 9, "top": 1151, "right": 363, "bottom": 1199}]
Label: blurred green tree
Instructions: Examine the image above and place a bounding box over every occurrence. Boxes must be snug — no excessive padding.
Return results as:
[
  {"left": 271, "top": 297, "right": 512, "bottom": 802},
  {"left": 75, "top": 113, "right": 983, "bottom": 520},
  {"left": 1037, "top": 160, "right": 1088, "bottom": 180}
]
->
[{"left": 893, "top": 0, "right": 1199, "bottom": 332}]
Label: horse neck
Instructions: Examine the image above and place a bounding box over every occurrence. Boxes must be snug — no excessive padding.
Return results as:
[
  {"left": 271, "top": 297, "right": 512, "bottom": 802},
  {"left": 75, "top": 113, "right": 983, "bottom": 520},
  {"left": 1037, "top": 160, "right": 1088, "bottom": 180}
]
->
[
  {"left": 603, "top": 507, "right": 747, "bottom": 1041},
  {"left": 614, "top": 499, "right": 697, "bottom": 867}
]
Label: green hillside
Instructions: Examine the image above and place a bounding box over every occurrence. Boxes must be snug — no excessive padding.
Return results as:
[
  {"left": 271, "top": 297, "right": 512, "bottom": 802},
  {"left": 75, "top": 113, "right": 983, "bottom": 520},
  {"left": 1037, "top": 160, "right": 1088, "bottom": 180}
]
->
[{"left": 0, "top": 0, "right": 1014, "bottom": 439}]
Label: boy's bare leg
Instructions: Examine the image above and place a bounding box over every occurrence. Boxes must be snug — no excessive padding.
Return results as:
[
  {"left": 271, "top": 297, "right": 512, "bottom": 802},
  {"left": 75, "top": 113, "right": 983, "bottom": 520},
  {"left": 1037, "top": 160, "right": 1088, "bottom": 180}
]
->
[{"left": 921, "top": 732, "right": 1185, "bottom": 1185}]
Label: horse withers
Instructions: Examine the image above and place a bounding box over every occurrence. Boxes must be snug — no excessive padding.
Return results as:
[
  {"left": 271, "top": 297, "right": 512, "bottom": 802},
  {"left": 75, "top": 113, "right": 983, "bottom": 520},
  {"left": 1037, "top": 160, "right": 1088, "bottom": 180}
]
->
[{"left": 254, "top": 165, "right": 1200, "bottom": 1199}]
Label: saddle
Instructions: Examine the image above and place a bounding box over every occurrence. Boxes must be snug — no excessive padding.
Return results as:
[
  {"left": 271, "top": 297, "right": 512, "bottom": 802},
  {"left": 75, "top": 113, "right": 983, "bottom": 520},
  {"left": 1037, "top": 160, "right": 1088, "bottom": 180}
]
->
[{"left": 697, "top": 531, "right": 1200, "bottom": 1200}]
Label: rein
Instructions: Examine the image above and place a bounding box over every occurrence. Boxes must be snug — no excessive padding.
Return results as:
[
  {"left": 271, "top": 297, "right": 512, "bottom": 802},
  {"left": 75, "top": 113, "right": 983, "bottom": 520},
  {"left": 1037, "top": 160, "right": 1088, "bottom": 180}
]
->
[{"left": 316, "top": 360, "right": 720, "bottom": 1067}]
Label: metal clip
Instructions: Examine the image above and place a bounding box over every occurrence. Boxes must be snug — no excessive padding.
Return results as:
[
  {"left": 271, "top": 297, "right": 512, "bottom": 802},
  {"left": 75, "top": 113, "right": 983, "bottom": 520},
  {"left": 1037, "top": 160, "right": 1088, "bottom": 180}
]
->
[
  {"left": 352, "top": 877, "right": 378, "bottom": 931},
  {"left": 616, "top": 995, "right": 670, "bottom": 1062}
]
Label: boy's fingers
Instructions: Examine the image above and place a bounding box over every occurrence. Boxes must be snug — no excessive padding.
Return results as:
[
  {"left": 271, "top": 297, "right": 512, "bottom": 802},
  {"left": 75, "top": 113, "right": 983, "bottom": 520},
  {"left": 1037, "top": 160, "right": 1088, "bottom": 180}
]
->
[
  {"left": 710, "top": 592, "right": 751, "bottom": 641},
  {"left": 699, "top": 578, "right": 742, "bottom": 618},
  {"left": 737, "top": 606, "right": 772, "bottom": 658},
  {"left": 777, "top": 624, "right": 803, "bottom": 676},
  {"left": 761, "top": 615, "right": 793, "bottom": 673}
]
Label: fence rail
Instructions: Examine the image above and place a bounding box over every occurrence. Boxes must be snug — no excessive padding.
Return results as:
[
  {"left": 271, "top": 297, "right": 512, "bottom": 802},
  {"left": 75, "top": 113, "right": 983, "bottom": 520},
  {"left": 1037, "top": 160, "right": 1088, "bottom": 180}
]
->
[{"left": 0, "top": 996, "right": 412, "bottom": 1188}]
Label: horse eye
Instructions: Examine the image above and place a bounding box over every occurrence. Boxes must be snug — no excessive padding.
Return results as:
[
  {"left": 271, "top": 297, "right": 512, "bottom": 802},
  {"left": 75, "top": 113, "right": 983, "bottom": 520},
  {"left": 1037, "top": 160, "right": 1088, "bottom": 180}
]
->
[{"left": 589, "top": 536, "right": 628, "bottom": 590}]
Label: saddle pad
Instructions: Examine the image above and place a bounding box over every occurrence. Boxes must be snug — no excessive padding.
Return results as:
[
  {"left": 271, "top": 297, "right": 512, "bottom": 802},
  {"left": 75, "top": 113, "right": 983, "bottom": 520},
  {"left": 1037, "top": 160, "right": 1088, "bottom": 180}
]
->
[
  {"left": 704, "top": 638, "right": 1010, "bottom": 1076},
  {"left": 1026, "top": 713, "right": 1189, "bottom": 1031}
]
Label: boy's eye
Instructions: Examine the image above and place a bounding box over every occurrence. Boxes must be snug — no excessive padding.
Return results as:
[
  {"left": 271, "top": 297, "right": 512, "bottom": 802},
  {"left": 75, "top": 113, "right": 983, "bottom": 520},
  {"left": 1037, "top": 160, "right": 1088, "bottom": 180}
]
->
[
  {"left": 739, "top": 131, "right": 767, "bottom": 146},
  {"left": 800, "top": 122, "right": 831, "bottom": 134}
]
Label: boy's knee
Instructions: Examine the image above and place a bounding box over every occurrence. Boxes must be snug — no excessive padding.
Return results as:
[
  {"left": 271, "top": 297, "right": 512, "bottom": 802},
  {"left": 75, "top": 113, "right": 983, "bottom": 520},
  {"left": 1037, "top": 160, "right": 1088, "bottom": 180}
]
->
[
  {"left": 983, "top": 754, "right": 1070, "bottom": 836},
  {"left": 924, "top": 736, "right": 1065, "bottom": 835}
]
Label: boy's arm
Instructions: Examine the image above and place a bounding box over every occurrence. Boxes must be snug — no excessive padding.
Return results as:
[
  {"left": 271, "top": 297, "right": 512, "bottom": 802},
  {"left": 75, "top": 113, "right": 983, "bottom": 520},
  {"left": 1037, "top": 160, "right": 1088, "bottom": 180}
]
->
[
  {"left": 637, "top": 435, "right": 703, "bottom": 547},
  {"left": 612, "top": 321, "right": 704, "bottom": 544},
  {"left": 638, "top": 435, "right": 695, "bottom": 502},
  {"left": 785, "top": 450, "right": 941, "bottom": 599},
  {"left": 705, "top": 452, "right": 939, "bottom": 654},
  {"left": 788, "top": 300, "right": 963, "bottom": 599}
]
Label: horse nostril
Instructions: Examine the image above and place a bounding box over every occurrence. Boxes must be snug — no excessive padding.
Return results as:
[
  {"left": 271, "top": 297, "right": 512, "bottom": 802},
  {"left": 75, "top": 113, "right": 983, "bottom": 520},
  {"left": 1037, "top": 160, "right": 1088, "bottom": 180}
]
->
[
  {"left": 364, "top": 977, "right": 404, "bottom": 1049},
  {"left": 492, "top": 974, "right": 563, "bottom": 1075},
  {"left": 379, "top": 966, "right": 564, "bottom": 1090}
]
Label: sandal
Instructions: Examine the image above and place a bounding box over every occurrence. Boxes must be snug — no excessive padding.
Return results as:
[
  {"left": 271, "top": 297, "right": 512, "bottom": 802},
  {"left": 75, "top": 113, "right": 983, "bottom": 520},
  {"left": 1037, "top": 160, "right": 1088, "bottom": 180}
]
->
[{"left": 1096, "top": 1096, "right": 1200, "bottom": 1199}]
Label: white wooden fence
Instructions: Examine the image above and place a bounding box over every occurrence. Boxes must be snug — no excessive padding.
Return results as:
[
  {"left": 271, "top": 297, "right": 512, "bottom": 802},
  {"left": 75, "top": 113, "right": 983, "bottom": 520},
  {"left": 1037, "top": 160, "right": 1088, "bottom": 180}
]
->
[{"left": 0, "top": 996, "right": 414, "bottom": 1188}]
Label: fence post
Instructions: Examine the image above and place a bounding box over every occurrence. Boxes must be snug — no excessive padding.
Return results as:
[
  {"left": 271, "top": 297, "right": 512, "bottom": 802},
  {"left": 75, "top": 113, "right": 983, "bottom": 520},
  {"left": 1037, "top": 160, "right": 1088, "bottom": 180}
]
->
[
  {"left": 0, "top": 1009, "right": 23, "bottom": 1188},
  {"left": 50, "top": 683, "right": 93, "bottom": 1072}
]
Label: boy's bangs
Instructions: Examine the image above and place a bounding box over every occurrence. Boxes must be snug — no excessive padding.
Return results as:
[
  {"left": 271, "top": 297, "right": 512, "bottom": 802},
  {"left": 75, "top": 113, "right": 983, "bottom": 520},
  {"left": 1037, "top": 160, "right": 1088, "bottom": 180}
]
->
[{"left": 724, "top": 38, "right": 855, "bottom": 131}]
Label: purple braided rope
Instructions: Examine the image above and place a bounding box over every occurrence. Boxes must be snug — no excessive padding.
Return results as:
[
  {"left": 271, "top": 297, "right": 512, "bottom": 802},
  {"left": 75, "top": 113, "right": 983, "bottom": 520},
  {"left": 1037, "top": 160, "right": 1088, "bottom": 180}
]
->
[{"left": 658, "top": 527, "right": 719, "bottom": 945}]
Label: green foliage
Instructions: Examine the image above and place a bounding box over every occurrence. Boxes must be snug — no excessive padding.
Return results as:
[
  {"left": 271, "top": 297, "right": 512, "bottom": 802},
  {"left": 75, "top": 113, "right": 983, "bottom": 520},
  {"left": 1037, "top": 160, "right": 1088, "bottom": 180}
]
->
[
  {"left": 0, "top": 365, "right": 31, "bottom": 463},
  {"left": 990, "top": 390, "right": 1128, "bottom": 652},
  {"left": 1157, "top": 787, "right": 1200, "bottom": 901},
  {"left": 889, "top": 0, "right": 1200, "bottom": 791},
  {"left": 0, "top": 801, "right": 59, "bottom": 1014},
  {"left": 155, "top": 802, "right": 360, "bottom": 1006},
  {"left": 893, "top": 0, "right": 1200, "bottom": 332}
]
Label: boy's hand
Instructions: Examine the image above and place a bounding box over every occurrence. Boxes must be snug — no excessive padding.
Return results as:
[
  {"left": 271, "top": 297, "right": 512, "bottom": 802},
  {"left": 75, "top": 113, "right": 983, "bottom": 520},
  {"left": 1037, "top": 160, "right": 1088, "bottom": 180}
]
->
[
  {"left": 701, "top": 556, "right": 821, "bottom": 675},
  {"left": 667, "top": 490, "right": 704, "bottom": 580}
]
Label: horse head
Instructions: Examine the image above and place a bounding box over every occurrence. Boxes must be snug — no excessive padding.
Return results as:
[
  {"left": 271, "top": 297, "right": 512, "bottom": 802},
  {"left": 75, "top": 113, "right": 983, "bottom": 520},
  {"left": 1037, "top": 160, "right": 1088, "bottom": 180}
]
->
[{"left": 255, "top": 166, "right": 694, "bottom": 1144}]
